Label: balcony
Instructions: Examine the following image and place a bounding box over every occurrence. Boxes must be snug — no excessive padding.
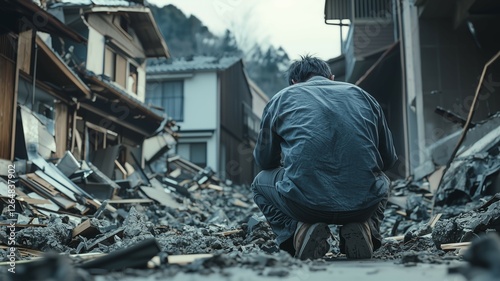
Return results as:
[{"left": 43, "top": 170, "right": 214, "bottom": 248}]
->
[{"left": 325, "top": 0, "right": 396, "bottom": 82}]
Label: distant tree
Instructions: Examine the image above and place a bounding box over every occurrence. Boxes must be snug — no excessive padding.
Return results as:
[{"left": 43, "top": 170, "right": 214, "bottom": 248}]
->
[{"left": 246, "top": 46, "right": 290, "bottom": 97}]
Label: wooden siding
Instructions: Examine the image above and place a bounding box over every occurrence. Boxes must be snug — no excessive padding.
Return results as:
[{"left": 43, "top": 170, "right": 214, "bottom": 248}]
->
[
  {"left": 219, "top": 61, "right": 255, "bottom": 184},
  {"left": 17, "top": 30, "right": 32, "bottom": 74},
  {"left": 55, "top": 102, "right": 69, "bottom": 158},
  {"left": 220, "top": 130, "right": 254, "bottom": 184},
  {"left": 0, "top": 55, "right": 15, "bottom": 159},
  {"left": 220, "top": 61, "right": 252, "bottom": 139},
  {"left": 87, "top": 14, "right": 145, "bottom": 60}
]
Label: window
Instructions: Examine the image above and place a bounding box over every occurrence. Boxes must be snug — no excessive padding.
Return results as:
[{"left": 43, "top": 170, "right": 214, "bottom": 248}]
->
[
  {"left": 104, "top": 47, "right": 139, "bottom": 95},
  {"left": 113, "top": 14, "right": 132, "bottom": 38},
  {"left": 146, "top": 80, "right": 184, "bottom": 121},
  {"left": 119, "top": 15, "right": 129, "bottom": 33},
  {"left": 177, "top": 143, "right": 207, "bottom": 168},
  {"left": 115, "top": 53, "right": 127, "bottom": 88},
  {"left": 128, "top": 64, "right": 138, "bottom": 94},
  {"left": 104, "top": 47, "right": 115, "bottom": 80}
]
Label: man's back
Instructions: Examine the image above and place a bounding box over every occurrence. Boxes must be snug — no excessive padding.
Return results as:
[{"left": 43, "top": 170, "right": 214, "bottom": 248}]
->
[{"left": 254, "top": 76, "right": 397, "bottom": 212}]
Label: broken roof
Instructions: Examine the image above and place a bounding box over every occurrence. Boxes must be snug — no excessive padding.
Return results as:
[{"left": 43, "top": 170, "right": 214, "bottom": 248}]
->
[
  {"left": 36, "top": 36, "right": 91, "bottom": 99},
  {"left": 78, "top": 71, "right": 165, "bottom": 137},
  {"left": 147, "top": 56, "right": 242, "bottom": 74},
  {"left": 0, "top": 0, "right": 85, "bottom": 43},
  {"left": 50, "top": 0, "right": 170, "bottom": 58}
]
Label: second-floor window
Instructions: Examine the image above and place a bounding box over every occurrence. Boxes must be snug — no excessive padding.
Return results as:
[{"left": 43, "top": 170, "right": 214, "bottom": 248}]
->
[
  {"left": 104, "top": 47, "right": 138, "bottom": 95},
  {"left": 146, "top": 80, "right": 184, "bottom": 121}
]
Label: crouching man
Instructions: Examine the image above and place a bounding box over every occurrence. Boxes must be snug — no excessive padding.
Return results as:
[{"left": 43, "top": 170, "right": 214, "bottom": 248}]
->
[{"left": 252, "top": 55, "right": 397, "bottom": 260}]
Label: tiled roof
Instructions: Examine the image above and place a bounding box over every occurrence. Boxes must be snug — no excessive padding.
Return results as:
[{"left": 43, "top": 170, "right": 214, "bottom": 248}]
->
[{"left": 147, "top": 56, "right": 241, "bottom": 74}]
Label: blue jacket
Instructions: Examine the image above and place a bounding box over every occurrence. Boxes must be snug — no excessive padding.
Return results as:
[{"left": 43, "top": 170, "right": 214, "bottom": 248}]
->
[{"left": 254, "top": 76, "right": 397, "bottom": 212}]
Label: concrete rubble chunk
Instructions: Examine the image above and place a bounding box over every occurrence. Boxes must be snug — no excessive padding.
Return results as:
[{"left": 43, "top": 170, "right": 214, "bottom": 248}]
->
[{"left": 432, "top": 198, "right": 500, "bottom": 248}]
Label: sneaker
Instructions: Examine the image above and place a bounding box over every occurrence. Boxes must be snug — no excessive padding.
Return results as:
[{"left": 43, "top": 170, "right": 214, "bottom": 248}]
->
[
  {"left": 293, "top": 222, "right": 331, "bottom": 260},
  {"left": 339, "top": 221, "right": 373, "bottom": 259}
]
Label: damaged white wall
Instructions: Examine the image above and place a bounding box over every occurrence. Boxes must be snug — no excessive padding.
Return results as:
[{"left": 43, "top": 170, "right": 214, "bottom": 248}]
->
[
  {"left": 174, "top": 71, "right": 218, "bottom": 170},
  {"left": 180, "top": 72, "right": 217, "bottom": 130},
  {"left": 86, "top": 26, "right": 105, "bottom": 76}
]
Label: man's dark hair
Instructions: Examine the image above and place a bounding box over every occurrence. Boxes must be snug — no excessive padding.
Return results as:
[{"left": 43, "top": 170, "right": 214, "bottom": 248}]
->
[{"left": 286, "top": 55, "right": 332, "bottom": 85}]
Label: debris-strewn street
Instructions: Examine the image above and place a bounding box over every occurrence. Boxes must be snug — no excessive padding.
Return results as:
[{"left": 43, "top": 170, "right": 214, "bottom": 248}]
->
[
  {"left": 2, "top": 124, "right": 500, "bottom": 280},
  {"left": 2, "top": 0, "right": 500, "bottom": 280}
]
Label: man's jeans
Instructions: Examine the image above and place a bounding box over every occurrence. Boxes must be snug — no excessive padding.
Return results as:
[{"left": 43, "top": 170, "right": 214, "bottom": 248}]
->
[{"left": 251, "top": 167, "right": 388, "bottom": 256}]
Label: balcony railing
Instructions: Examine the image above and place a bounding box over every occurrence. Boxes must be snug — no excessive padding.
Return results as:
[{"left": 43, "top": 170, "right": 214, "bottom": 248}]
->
[{"left": 325, "top": 0, "right": 393, "bottom": 21}]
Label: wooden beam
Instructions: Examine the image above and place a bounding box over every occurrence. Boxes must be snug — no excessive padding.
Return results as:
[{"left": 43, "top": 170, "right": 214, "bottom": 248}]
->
[
  {"left": 441, "top": 242, "right": 471, "bottom": 251},
  {"left": 167, "top": 254, "right": 213, "bottom": 265}
]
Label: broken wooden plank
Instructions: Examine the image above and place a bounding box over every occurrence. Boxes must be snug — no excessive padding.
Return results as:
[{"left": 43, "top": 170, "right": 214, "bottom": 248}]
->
[
  {"left": 213, "top": 229, "right": 243, "bottom": 236},
  {"left": 428, "top": 213, "right": 442, "bottom": 228},
  {"left": 167, "top": 254, "right": 213, "bottom": 265},
  {"left": 124, "top": 162, "right": 135, "bottom": 176},
  {"left": 72, "top": 219, "right": 100, "bottom": 238},
  {"left": 114, "top": 160, "right": 127, "bottom": 179},
  {"left": 21, "top": 174, "right": 76, "bottom": 210},
  {"left": 396, "top": 210, "right": 407, "bottom": 216},
  {"left": 440, "top": 242, "right": 471, "bottom": 251},
  {"left": 207, "top": 184, "right": 223, "bottom": 191},
  {"left": 188, "top": 184, "right": 199, "bottom": 192},
  {"left": 21, "top": 193, "right": 60, "bottom": 212},
  {"left": 384, "top": 235, "right": 405, "bottom": 241},
  {"left": 16, "top": 196, "right": 51, "bottom": 206},
  {"left": 108, "top": 199, "right": 154, "bottom": 204},
  {"left": 31, "top": 156, "right": 93, "bottom": 199},
  {"left": 25, "top": 173, "right": 59, "bottom": 197},
  {"left": 168, "top": 168, "right": 181, "bottom": 178},
  {"left": 232, "top": 198, "right": 250, "bottom": 208},
  {"left": 70, "top": 252, "right": 106, "bottom": 260},
  {"left": 33, "top": 170, "right": 78, "bottom": 201},
  {"left": 147, "top": 256, "right": 161, "bottom": 269}
]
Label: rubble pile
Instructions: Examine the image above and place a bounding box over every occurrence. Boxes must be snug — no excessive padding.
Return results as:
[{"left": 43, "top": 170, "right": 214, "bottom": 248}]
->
[{"left": 1, "top": 112, "right": 500, "bottom": 280}]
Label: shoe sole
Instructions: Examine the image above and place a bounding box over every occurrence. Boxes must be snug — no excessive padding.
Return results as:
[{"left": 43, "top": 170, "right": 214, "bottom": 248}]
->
[
  {"left": 340, "top": 223, "right": 373, "bottom": 259},
  {"left": 295, "top": 223, "right": 330, "bottom": 260}
]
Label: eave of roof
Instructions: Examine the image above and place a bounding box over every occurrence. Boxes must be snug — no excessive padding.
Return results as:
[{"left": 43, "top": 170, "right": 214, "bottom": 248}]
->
[
  {"left": 85, "top": 6, "right": 169, "bottom": 58},
  {"left": 147, "top": 56, "right": 241, "bottom": 74},
  {"left": 36, "top": 36, "right": 92, "bottom": 99},
  {"left": 79, "top": 72, "right": 164, "bottom": 136}
]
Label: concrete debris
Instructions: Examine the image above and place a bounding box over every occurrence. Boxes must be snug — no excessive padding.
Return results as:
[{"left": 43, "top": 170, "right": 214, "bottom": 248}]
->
[
  {"left": 432, "top": 199, "right": 500, "bottom": 248},
  {"left": 449, "top": 233, "right": 500, "bottom": 281},
  {"left": 1, "top": 99, "right": 500, "bottom": 280},
  {"left": 435, "top": 121, "right": 500, "bottom": 206}
]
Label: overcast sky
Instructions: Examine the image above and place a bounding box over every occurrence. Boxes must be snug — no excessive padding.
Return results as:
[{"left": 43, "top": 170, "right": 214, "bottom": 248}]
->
[{"left": 147, "top": 0, "right": 343, "bottom": 61}]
